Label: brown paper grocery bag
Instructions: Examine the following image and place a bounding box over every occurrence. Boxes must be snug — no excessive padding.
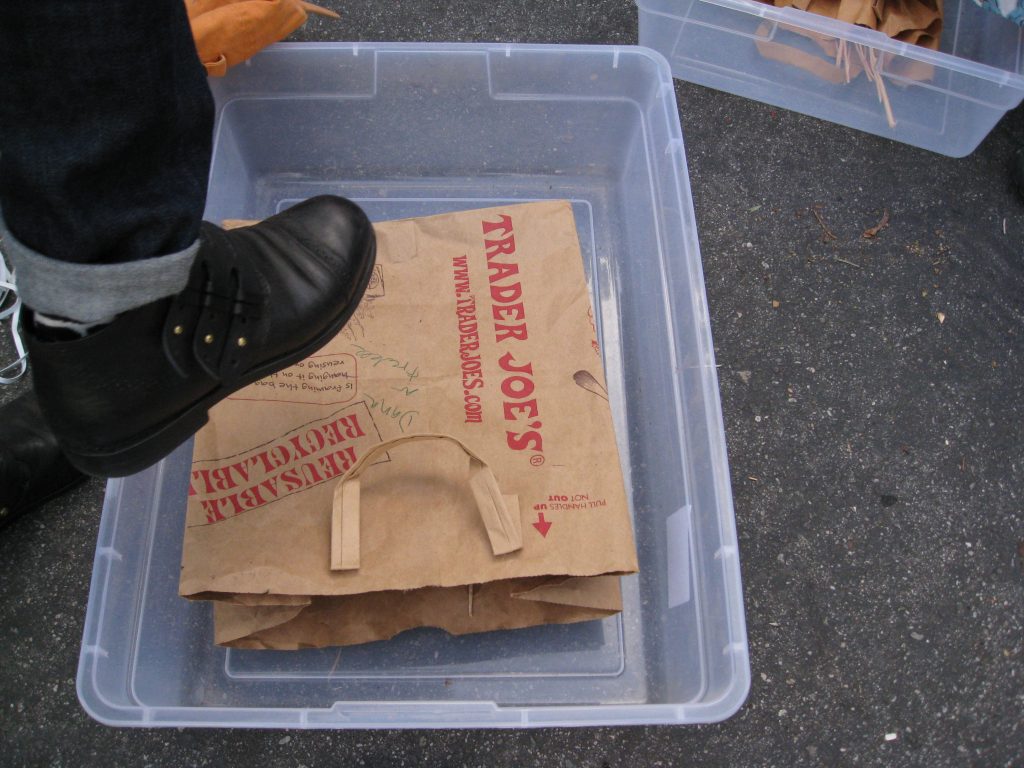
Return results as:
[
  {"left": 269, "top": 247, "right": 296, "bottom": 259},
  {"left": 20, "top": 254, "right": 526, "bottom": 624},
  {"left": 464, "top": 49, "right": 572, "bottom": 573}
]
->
[
  {"left": 764, "top": 0, "right": 942, "bottom": 50},
  {"left": 752, "top": 0, "right": 941, "bottom": 126},
  {"left": 179, "top": 201, "right": 638, "bottom": 649}
]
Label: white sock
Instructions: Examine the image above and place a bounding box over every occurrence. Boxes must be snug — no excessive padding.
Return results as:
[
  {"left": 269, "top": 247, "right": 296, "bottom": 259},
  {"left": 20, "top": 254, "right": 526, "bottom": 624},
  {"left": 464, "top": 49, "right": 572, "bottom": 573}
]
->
[{"left": 34, "top": 312, "right": 113, "bottom": 338}]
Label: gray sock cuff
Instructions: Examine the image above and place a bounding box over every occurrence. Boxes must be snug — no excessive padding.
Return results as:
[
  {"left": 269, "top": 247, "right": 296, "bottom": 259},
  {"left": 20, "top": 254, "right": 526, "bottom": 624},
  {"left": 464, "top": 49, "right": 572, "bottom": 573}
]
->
[{"left": 0, "top": 212, "right": 199, "bottom": 324}]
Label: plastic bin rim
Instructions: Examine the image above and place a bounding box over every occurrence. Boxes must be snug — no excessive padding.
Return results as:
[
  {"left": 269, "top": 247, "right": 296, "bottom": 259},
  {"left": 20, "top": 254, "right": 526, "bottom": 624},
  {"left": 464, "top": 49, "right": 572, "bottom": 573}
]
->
[
  {"left": 76, "top": 685, "right": 754, "bottom": 729},
  {"left": 234, "top": 41, "right": 674, "bottom": 85},
  {"left": 635, "top": 0, "right": 1024, "bottom": 89}
]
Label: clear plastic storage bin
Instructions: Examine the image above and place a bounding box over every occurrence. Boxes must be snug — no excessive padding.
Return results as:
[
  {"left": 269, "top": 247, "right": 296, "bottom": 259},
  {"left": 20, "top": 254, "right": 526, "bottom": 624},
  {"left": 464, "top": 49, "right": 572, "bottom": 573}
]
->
[
  {"left": 638, "top": 0, "right": 1024, "bottom": 156},
  {"left": 76, "top": 43, "right": 748, "bottom": 728}
]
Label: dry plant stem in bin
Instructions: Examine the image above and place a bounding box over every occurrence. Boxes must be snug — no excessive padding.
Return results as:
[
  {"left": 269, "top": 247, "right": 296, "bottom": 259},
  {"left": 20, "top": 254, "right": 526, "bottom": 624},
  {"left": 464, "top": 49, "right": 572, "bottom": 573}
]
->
[{"left": 837, "top": 38, "right": 897, "bottom": 128}]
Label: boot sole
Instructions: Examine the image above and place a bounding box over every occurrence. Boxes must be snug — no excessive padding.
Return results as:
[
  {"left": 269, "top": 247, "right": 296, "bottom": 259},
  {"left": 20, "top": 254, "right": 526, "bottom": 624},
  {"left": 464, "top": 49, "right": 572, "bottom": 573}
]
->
[{"left": 65, "top": 235, "right": 378, "bottom": 478}]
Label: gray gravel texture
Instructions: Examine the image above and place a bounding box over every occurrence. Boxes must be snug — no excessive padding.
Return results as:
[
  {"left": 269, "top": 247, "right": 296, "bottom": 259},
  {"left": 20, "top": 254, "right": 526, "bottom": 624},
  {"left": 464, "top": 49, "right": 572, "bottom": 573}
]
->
[{"left": 1, "top": 1, "right": 1022, "bottom": 766}]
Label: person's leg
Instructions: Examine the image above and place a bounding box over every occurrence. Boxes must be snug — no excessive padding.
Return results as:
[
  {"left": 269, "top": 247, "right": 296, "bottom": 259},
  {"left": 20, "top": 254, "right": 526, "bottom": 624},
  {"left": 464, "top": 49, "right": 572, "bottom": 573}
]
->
[
  {"left": 0, "top": 2, "right": 376, "bottom": 477},
  {"left": 0, "top": 0, "right": 213, "bottom": 326}
]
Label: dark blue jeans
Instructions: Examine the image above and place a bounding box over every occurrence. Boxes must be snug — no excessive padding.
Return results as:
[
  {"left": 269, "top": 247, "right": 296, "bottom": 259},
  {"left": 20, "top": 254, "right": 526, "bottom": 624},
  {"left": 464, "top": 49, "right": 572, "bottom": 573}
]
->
[{"left": 0, "top": 0, "right": 213, "bottom": 265}]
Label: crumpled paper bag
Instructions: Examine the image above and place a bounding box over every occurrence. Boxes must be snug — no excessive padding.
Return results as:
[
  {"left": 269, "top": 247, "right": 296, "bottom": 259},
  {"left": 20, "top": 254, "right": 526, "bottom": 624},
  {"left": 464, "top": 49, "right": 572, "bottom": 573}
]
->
[
  {"left": 753, "top": 0, "right": 942, "bottom": 126},
  {"left": 186, "top": 0, "right": 339, "bottom": 76},
  {"left": 770, "top": 0, "right": 942, "bottom": 50}
]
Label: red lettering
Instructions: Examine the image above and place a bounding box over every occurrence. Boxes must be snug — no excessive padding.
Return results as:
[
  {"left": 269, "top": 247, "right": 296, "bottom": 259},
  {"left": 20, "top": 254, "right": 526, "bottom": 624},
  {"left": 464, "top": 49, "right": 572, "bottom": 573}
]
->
[
  {"left": 192, "top": 409, "right": 373, "bottom": 525},
  {"left": 485, "top": 234, "right": 516, "bottom": 257},
  {"left": 487, "top": 261, "right": 519, "bottom": 283},
  {"left": 270, "top": 445, "right": 290, "bottom": 469},
  {"left": 498, "top": 352, "right": 533, "bottom": 374},
  {"left": 492, "top": 302, "right": 526, "bottom": 323},
  {"left": 299, "top": 461, "right": 324, "bottom": 486},
  {"left": 210, "top": 465, "right": 237, "bottom": 492},
  {"left": 495, "top": 324, "right": 527, "bottom": 343},
  {"left": 340, "top": 414, "right": 365, "bottom": 439},
  {"left": 495, "top": 352, "right": 544, "bottom": 451},
  {"left": 504, "top": 398, "right": 539, "bottom": 421},
  {"left": 338, "top": 446, "right": 357, "bottom": 472},
  {"left": 201, "top": 498, "right": 226, "bottom": 523},
  {"left": 191, "top": 468, "right": 214, "bottom": 495},
  {"left": 287, "top": 434, "right": 312, "bottom": 460},
  {"left": 258, "top": 476, "right": 280, "bottom": 501},
  {"left": 318, "top": 449, "right": 344, "bottom": 479},
  {"left": 280, "top": 467, "right": 303, "bottom": 492},
  {"left": 220, "top": 492, "right": 245, "bottom": 516},
  {"left": 507, "top": 429, "right": 543, "bottom": 453},
  {"left": 490, "top": 282, "right": 522, "bottom": 303},
  {"left": 481, "top": 213, "right": 513, "bottom": 237},
  {"left": 238, "top": 484, "right": 266, "bottom": 509},
  {"left": 303, "top": 427, "right": 327, "bottom": 454},
  {"left": 501, "top": 374, "right": 535, "bottom": 399},
  {"left": 252, "top": 449, "right": 276, "bottom": 474},
  {"left": 321, "top": 417, "right": 345, "bottom": 446}
]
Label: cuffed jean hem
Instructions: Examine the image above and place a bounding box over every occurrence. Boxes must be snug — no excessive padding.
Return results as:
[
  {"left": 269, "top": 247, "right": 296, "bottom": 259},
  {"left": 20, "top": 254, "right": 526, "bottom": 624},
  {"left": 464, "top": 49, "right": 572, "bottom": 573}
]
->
[{"left": 0, "top": 212, "right": 198, "bottom": 324}]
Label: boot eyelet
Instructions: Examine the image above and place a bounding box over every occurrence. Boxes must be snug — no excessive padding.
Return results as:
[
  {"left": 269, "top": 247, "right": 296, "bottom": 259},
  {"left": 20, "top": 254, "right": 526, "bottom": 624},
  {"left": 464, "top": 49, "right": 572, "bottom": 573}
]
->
[{"left": 204, "top": 334, "right": 215, "bottom": 344}]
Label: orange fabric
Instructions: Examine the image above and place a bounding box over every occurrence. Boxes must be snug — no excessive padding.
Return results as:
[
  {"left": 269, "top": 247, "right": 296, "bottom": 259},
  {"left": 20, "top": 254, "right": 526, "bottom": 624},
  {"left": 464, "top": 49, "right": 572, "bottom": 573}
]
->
[{"left": 185, "top": 0, "right": 338, "bottom": 77}]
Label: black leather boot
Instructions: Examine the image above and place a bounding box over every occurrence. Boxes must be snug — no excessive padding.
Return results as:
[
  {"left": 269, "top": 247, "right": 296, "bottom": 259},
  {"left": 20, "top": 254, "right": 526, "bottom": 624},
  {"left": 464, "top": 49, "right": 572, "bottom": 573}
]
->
[
  {"left": 0, "top": 391, "right": 87, "bottom": 530},
  {"left": 24, "top": 195, "right": 376, "bottom": 477}
]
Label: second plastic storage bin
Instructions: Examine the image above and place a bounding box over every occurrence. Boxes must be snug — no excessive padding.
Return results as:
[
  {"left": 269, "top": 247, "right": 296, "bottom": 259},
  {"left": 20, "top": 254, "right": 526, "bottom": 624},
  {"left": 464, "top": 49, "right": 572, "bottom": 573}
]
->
[
  {"left": 638, "top": 0, "right": 1024, "bottom": 156},
  {"left": 76, "top": 43, "right": 748, "bottom": 728}
]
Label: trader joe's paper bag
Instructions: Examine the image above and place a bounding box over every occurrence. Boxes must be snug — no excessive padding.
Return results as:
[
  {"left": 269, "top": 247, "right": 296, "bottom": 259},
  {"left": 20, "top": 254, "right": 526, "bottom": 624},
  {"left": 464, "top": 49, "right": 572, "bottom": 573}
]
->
[{"left": 179, "top": 200, "right": 638, "bottom": 648}]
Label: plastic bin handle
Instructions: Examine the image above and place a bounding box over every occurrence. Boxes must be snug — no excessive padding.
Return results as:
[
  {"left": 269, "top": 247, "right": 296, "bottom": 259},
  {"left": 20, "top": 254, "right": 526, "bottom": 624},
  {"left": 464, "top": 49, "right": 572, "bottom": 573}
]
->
[{"left": 330, "top": 433, "right": 523, "bottom": 571}]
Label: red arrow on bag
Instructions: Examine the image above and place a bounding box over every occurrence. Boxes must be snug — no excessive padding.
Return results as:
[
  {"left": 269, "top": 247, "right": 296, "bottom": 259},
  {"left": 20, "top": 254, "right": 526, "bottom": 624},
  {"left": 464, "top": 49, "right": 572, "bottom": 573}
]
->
[{"left": 532, "top": 511, "right": 552, "bottom": 537}]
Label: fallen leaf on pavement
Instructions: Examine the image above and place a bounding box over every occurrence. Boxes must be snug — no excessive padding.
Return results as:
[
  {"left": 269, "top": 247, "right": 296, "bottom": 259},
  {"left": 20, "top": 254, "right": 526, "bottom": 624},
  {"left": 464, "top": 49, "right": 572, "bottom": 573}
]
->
[{"left": 863, "top": 208, "right": 890, "bottom": 238}]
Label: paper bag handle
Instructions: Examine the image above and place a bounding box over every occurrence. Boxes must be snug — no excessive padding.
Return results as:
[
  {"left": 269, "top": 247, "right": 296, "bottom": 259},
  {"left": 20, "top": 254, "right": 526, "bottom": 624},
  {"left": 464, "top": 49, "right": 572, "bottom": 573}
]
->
[{"left": 330, "top": 433, "right": 523, "bottom": 571}]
